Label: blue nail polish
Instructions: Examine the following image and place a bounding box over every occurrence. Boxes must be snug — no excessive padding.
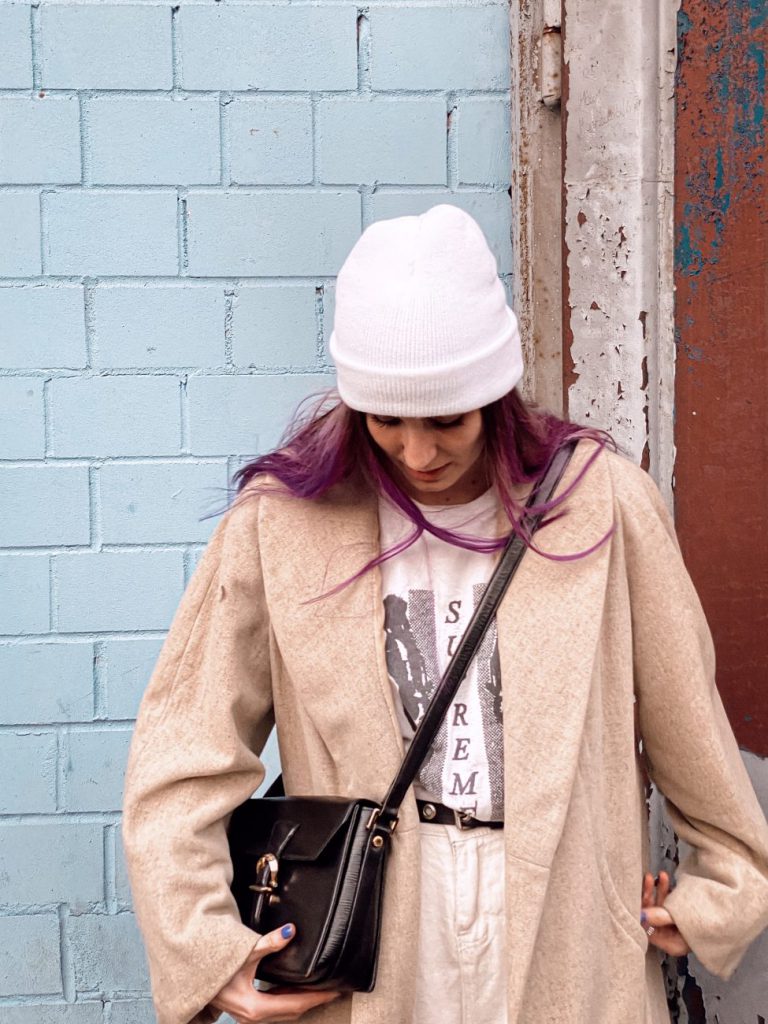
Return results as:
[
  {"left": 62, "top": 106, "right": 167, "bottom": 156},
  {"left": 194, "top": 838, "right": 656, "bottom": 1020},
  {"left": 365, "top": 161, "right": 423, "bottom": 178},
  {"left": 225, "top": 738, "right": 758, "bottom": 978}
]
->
[
  {"left": 640, "top": 911, "right": 647, "bottom": 925},
  {"left": 281, "top": 924, "right": 294, "bottom": 939}
]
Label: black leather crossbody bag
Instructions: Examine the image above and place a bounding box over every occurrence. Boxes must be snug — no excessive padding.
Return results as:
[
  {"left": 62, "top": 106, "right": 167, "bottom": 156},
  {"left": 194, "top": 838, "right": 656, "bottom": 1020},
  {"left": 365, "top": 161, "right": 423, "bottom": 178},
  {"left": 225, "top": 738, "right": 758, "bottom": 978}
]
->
[{"left": 227, "top": 442, "right": 575, "bottom": 992}]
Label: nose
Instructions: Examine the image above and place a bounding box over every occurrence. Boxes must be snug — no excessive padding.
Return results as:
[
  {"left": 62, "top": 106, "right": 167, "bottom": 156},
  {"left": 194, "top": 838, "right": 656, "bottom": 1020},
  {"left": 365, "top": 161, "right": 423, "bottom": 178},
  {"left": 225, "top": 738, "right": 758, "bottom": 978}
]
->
[{"left": 401, "top": 429, "right": 439, "bottom": 471}]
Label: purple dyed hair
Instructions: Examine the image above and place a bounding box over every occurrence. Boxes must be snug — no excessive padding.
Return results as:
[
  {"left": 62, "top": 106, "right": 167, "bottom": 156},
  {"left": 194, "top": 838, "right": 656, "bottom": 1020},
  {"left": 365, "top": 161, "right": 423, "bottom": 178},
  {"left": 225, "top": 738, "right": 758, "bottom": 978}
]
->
[{"left": 211, "top": 386, "right": 619, "bottom": 599}]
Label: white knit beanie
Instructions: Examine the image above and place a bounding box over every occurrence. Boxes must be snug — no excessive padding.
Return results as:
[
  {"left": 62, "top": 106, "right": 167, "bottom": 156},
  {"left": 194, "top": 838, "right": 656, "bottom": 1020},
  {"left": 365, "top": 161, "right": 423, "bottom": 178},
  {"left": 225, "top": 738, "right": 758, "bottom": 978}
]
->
[{"left": 328, "top": 203, "right": 523, "bottom": 416}]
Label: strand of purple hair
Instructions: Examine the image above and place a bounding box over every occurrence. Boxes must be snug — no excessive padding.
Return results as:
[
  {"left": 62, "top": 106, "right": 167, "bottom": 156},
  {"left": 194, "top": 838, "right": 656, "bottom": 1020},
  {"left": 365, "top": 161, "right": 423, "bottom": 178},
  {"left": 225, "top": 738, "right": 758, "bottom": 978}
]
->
[{"left": 216, "top": 387, "right": 620, "bottom": 600}]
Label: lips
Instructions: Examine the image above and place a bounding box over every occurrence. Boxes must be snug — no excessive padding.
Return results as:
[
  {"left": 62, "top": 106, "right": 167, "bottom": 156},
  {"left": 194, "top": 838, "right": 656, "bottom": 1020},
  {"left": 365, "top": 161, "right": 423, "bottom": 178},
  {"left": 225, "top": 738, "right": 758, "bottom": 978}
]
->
[{"left": 404, "top": 463, "right": 450, "bottom": 480}]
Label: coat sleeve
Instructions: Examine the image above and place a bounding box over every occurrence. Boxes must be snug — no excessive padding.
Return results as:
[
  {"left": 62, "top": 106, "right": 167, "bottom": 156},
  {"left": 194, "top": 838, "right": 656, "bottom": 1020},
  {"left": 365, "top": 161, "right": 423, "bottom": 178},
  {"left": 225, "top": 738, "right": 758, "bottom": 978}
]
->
[
  {"left": 121, "top": 489, "right": 273, "bottom": 1024},
  {"left": 613, "top": 457, "right": 768, "bottom": 979}
]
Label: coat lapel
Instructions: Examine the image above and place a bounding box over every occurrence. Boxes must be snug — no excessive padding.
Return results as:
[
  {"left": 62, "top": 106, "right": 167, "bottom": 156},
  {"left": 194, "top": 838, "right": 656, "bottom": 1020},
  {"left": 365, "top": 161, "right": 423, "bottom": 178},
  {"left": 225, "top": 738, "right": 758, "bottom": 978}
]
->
[
  {"left": 496, "top": 441, "right": 614, "bottom": 1016},
  {"left": 259, "top": 482, "right": 409, "bottom": 800}
]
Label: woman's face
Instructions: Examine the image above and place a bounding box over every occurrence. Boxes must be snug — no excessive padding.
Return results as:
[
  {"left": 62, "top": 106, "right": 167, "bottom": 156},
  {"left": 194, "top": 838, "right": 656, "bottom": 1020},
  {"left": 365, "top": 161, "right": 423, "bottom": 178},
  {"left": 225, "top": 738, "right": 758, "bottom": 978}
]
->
[{"left": 365, "top": 410, "right": 488, "bottom": 505}]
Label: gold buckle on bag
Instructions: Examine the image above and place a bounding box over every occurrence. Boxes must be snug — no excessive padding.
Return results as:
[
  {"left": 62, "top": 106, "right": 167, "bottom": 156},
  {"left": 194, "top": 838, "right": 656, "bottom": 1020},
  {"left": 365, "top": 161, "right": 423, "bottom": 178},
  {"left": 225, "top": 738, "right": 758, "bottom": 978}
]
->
[{"left": 249, "top": 852, "right": 280, "bottom": 905}]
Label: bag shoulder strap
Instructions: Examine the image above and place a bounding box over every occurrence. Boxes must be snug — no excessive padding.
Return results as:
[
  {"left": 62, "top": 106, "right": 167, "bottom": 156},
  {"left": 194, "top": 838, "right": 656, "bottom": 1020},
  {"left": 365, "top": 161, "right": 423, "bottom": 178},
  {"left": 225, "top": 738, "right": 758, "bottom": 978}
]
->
[
  {"left": 373, "top": 439, "right": 577, "bottom": 829},
  {"left": 262, "top": 440, "right": 577, "bottom": 812}
]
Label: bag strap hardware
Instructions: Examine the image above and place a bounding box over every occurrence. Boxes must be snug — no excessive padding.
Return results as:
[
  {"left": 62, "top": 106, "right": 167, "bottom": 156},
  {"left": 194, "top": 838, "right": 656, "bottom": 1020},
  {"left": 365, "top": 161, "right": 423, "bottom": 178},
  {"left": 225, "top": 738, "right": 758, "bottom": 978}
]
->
[
  {"left": 249, "top": 852, "right": 280, "bottom": 904},
  {"left": 365, "top": 806, "right": 399, "bottom": 834}
]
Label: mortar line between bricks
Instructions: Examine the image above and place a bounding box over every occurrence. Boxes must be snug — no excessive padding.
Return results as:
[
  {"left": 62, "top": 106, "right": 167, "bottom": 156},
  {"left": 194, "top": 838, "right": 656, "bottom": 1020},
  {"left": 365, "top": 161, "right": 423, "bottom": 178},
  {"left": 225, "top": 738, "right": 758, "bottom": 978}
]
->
[
  {"left": 83, "top": 281, "right": 97, "bottom": 368},
  {"left": 39, "top": 189, "right": 49, "bottom": 274},
  {"left": 0, "top": 87, "right": 514, "bottom": 101},
  {"left": 0, "top": 365, "right": 334, "bottom": 379},
  {"left": 30, "top": 4, "right": 42, "bottom": 92},
  {"left": 104, "top": 821, "right": 117, "bottom": 913},
  {"left": 314, "top": 284, "right": 325, "bottom": 364},
  {"left": 177, "top": 191, "right": 189, "bottom": 275},
  {"left": 79, "top": 94, "right": 92, "bottom": 186},
  {"left": 0, "top": 723, "right": 141, "bottom": 736},
  {"left": 0, "top": 182, "right": 507, "bottom": 195},
  {"left": 446, "top": 91, "right": 458, "bottom": 188},
  {"left": 219, "top": 93, "right": 232, "bottom": 186},
  {"left": 43, "top": 375, "right": 53, "bottom": 457},
  {"left": 310, "top": 94, "right": 319, "bottom": 184},
  {"left": 48, "top": 551, "right": 57, "bottom": 631},
  {"left": 56, "top": 724, "right": 68, "bottom": 814},
  {"left": 90, "top": 461, "right": 102, "bottom": 550},
  {"left": 57, "top": 903, "right": 76, "bottom": 1002},
  {"left": 356, "top": 7, "right": 371, "bottom": 93},
  {"left": 223, "top": 288, "right": 235, "bottom": 366},
  {"left": 179, "top": 374, "right": 190, "bottom": 451},
  {"left": 0, "top": 814, "right": 123, "bottom": 830},
  {"left": 93, "top": 639, "right": 106, "bottom": 719},
  {"left": 171, "top": 3, "right": 181, "bottom": 92}
]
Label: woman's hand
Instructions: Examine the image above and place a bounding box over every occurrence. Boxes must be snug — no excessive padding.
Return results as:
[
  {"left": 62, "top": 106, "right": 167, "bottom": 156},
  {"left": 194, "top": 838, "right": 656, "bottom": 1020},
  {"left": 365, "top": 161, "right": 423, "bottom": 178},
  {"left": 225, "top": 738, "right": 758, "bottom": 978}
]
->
[
  {"left": 640, "top": 870, "right": 691, "bottom": 957},
  {"left": 210, "top": 923, "right": 343, "bottom": 1024}
]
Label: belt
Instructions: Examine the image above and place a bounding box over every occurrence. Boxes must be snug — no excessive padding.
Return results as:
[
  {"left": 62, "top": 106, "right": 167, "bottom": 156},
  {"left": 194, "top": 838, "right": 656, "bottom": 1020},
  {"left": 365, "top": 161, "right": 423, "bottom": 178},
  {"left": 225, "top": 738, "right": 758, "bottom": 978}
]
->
[{"left": 416, "top": 798, "right": 504, "bottom": 831}]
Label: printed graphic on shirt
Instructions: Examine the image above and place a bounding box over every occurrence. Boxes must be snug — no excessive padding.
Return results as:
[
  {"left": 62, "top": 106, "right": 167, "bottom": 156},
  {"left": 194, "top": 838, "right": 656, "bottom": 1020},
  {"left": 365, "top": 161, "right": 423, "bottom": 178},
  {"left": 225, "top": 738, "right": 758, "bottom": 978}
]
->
[{"left": 383, "top": 586, "right": 504, "bottom": 820}]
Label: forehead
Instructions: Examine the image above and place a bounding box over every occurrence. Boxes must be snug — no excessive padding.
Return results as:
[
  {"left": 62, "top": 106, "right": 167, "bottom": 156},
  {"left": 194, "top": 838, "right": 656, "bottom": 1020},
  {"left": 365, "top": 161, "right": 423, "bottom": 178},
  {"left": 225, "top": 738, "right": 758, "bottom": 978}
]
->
[{"left": 365, "top": 411, "right": 480, "bottom": 424}]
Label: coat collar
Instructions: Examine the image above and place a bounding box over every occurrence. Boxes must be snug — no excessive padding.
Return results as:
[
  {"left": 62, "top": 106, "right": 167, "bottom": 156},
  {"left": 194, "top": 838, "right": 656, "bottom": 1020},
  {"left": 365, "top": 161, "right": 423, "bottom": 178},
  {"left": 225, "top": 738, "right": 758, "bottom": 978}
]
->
[{"left": 258, "top": 439, "right": 615, "bottom": 856}]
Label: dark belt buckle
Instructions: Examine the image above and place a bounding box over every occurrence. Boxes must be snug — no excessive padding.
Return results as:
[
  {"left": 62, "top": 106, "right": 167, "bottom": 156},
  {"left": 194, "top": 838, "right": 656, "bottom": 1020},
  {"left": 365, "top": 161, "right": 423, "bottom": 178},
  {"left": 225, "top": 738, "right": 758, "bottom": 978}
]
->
[{"left": 453, "top": 808, "right": 476, "bottom": 830}]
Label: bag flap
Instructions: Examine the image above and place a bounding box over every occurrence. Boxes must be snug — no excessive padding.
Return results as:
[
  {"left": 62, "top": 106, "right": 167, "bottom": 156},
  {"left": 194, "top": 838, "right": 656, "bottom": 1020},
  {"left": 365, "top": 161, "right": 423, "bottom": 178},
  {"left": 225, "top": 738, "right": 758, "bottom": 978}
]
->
[{"left": 229, "top": 795, "right": 378, "bottom": 863}]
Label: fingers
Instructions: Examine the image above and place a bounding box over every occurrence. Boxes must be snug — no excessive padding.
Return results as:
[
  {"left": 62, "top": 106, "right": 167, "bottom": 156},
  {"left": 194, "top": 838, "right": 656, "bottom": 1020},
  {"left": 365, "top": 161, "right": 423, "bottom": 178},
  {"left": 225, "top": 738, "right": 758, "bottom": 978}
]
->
[
  {"left": 253, "top": 922, "right": 297, "bottom": 958},
  {"left": 228, "top": 988, "right": 342, "bottom": 1024},
  {"left": 657, "top": 870, "right": 670, "bottom": 904}
]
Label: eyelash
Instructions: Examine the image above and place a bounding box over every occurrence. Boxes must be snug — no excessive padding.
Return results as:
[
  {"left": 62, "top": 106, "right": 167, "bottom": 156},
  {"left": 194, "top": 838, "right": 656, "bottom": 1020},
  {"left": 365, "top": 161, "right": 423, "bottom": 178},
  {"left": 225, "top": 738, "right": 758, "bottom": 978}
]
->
[{"left": 372, "top": 416, "right": 464, "bottom": 430}]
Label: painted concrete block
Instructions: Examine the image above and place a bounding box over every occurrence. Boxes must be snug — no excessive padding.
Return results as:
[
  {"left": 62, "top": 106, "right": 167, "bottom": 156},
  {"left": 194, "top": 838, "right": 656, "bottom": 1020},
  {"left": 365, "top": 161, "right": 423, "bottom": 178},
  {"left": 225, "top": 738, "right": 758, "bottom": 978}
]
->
[
  {"left": 369, "top": 191, "right": 513, "bottom": 274},
  {"left": 67, "top": 913, "right": 150, "bottom": 993},
  {"left": 114, "top": 823, "right": 132, "bottom": 905},
  {"left": 0, "top": 642, "right": 94, "bottom": 724},
  {"left": 55, "top": 550, "right": 184, "bottom": 633},
  {"left": 0, "top": 285, "right": 86, "bottom": 370},
  {"left": 108, "top": 1000, "right": 156, "bottom": 1024},
  {"left": 187, "top": 372, "right": 335, "bottom": 456},
  {"left": 93, "top": 285, "right": 224, "bottom": 368},
  {"left": 40, "top": 4, "right": 172, "bottom": 90},
  {"left": 0, "top": 1005, "right": 103, "bottom": 1024},
  {"left": 88, "top": 96, "right": 220, "bottom": 185},
  {"left": 186, "top": 191, "right": 360, "bottom": 277},
  {"left": 0, "top": 822, "right": 103, "bottom": 904},
  {"left": 318, "top": 97, "right": 447, "bottom": 185},
  {"left": 0, "top": 192, "right": 41, "bottom": 276},
  {"left": 370, "top": 6, "right": 511, "bottom": 90},
  {"left": 102, "top": 638, "right": 163, "bottom": 721},
  {"left": 231, "top": 285, "right": 317, "bottom": 367},
  {"left": 0, "top": 916, "right": 61, "bottom": 996},
  {"left": 64, "top": 728, "right": 132, "bottom": 812},
  {"left": 52, "top": 376, "right": 180, "bottom": 457},
  {"left": 0, "top": 4, "right": 33, "bottom": 88},
  {"left": 229, "top": 98, "right": 313, "bottom": 185},
  {"left": 0, "top": 96, "right": 81, "bottom": 184},
  {"left": 0, "top": 555, "right": 49, "bottom": 636},
  {"left": 99, "top": 461, "right": 227, "bottom": 543},
  {"left": 0, "top": 378, "right": 45, "bottom": 458},
  {"left": 457, "top": 97, "right": 512, "bottom": 186},
  {"left": 0, "top": 732, "right": 57, "bottom": 813},
  {"left": 45, "top": 192, "right": 177, "bottom": 276},
  {"left": 1, "top": 465, "right": 90, "bottom": 547},
  {"left": 321, "top": 282, "right": 336, "bottom": 363},
  {"left": 179, "top": 5, "right": 356, "bottom": 90}
]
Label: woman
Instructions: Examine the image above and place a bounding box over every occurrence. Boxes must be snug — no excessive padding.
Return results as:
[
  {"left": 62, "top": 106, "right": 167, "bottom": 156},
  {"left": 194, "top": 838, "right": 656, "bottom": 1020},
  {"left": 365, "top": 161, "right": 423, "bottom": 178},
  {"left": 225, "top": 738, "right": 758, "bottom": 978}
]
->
[{"left": 122, "top": 205, "right": 768, "bottom": 1024}]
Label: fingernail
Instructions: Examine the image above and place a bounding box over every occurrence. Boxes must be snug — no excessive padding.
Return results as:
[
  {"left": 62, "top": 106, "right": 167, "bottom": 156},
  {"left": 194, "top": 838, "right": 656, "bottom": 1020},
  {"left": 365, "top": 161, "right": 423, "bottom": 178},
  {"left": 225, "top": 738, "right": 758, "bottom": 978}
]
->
[
  {"left": 281, "top": 924, "right": 294, "bottom": 939},
  {"left": 640, "top": 911, "right": 648, "bottom": 925}
]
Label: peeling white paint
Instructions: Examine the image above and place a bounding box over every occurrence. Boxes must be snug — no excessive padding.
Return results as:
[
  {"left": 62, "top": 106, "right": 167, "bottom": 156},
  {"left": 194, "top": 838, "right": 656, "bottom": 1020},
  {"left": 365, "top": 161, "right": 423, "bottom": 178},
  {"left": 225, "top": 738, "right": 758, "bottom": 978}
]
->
[{"left": 563, "top": 0, "right": 678, "bottom": 506}]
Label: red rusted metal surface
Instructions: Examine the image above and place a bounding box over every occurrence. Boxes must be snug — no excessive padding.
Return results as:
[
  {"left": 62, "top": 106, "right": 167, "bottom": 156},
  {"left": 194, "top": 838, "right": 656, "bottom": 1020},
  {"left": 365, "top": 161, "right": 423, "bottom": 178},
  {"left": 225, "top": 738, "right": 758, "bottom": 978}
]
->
[{"left": 674, "top": 0, "right": 767, "bottom": 755}]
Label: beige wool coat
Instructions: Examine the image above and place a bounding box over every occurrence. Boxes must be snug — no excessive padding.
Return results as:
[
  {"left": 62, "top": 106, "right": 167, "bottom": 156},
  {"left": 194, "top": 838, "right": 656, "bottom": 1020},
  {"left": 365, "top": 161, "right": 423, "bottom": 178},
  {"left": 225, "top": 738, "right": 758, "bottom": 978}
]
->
[{"left": 121, "top": 439, "right": 768, "bottom": 1024}]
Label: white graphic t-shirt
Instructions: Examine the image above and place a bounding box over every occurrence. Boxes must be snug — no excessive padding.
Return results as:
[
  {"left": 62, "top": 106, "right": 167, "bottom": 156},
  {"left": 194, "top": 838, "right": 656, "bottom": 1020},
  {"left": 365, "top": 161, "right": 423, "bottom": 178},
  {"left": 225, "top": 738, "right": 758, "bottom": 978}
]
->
[{"left": 377, "top": 488, "right": 504, "bottom": 821}]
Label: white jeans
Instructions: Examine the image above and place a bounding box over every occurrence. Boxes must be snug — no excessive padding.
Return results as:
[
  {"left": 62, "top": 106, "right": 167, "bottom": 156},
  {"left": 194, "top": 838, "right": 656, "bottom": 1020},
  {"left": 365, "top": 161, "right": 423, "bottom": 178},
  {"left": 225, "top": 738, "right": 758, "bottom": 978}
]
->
[{"left": 413, "top": 821, "right": 507, "bottom": 1024}]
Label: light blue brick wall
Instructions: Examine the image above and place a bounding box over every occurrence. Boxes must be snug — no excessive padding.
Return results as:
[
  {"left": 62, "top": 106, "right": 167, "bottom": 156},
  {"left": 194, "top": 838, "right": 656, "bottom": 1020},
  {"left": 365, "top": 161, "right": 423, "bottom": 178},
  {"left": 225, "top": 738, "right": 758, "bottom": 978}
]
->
[{"left": 0, "top": 0, "right": 512, "bottom": 1018}]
